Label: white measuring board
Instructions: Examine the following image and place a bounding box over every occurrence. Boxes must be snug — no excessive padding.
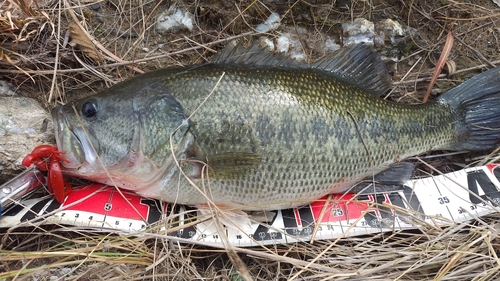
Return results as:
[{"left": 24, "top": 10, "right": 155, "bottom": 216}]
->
[{"left": 1, "top": 164, "right": 499, "bottom": 247}]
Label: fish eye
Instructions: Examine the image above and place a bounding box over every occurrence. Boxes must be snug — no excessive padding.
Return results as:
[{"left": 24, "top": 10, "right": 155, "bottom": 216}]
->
[{"left": 81, "top": 100, "right": 99, "bottom": 120}]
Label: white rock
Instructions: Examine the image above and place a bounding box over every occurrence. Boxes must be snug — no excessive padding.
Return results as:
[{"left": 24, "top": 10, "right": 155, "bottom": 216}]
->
[
  {"left": 276, "top": 35, "right": 291, "bottom": 53},
  {"left": 276, "top": 32, "right": 307, "bottom": 61},
  {"left": 342, "top": 18, "right": 375, "bottom": 45},
  {"left": 375, "top": 19, "right": 404, "bottom": 44},
  {"left": 261, "top": 37, "right": 275, "bottom": 51},
  {"left": 0, "top": 97, "right": 53, "bottom": 182},
  {"left": 156, "top": 7, "right": 194, "bottom": 33},
  {"left": 325, "top": 38, "right": 341, "bottom": 52},
  {"left": 290, "top": 49, "right": 306, "bottom": 61},
  {"left": 256, "top": 12, "right": 281, "bottom": 33},
  {"left": 0, "top": 80, "right": 15, "bottom": 96}
]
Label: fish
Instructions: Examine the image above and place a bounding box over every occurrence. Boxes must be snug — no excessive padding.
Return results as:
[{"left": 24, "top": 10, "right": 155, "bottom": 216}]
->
[{"left": 51, "top": 42, "right": 500, "bottom": 211}]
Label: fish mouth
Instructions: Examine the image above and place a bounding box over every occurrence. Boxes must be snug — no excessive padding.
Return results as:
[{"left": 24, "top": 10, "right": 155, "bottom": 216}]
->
[{"left": 51, "top": 106, "right": 98, "bottom": 172}]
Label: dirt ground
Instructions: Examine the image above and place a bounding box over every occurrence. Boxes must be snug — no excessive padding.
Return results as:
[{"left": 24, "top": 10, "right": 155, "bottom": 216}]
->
[
  {"left": 3, "top": 0, "right": 499, "bottom": 105},
  {"left": 1, "top": 0, "right": 500, "bottom": 280}
]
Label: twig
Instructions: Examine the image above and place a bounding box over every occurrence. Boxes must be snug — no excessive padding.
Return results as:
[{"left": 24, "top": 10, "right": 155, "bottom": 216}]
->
[
  {"left": 422, "top": 30, "right": 453, "bottom": 103},
  {"left": 63, "top": 0, "right": 145, "bottom": 74},
  {"left": 47, "top": 1, "right": 62, "bottom": 102},
  {"left": 392, "top": 59, "right": 500, "bottom": 86},
  {"left": 412, "top": 5, "right": 496, "bottom": 68},
  {"left": 0, "top": 31, "right": 255, "bottom": 75}
]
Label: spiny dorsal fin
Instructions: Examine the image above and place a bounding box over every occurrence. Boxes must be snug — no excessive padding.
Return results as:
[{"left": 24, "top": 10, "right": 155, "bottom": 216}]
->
[
  {"left": 213, "top": 40, "right": 303, "bottom": 68},
  {"left": 213, "top": 40, "right": 392, "bottom": 96}
]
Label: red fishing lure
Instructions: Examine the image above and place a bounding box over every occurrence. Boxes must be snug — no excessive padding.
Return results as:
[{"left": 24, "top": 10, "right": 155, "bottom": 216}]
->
[{"left": 22, "top": 145, "right": 72, "bottom": 203}]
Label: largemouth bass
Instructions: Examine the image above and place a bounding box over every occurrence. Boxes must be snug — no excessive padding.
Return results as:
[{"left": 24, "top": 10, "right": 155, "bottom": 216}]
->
[{"left": 52, "top": 43, "right": 500, "bottom": 210}]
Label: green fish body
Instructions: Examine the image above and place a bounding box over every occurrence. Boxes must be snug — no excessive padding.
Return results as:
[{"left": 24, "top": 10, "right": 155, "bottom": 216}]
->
[{"left": 52, "top": 44, "right": 500, "bottom": 210}]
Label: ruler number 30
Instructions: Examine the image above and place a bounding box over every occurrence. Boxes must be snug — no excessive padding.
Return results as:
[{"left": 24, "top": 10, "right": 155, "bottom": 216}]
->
[{"left": 438, "top": 196, "right": 450, "bottom": 204}]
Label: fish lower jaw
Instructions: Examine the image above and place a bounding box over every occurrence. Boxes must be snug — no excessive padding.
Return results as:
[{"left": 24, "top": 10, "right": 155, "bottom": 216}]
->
[{"left": 59, "top": 166, "right": 149, "bottom": 192}]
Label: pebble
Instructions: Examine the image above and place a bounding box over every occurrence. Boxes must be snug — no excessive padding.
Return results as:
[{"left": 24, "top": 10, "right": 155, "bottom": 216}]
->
[
  {"left": 156, "top": 7, "right": 194, "bottom": 33},
  {"left": 342, "top": 18, "right": 375, "bottom": 45},
  {"left": 256, "top": 13, "right": 281, "bottom": 33},
  {"left": 0, "top": 80, "right": 15, "bottom": 96}
]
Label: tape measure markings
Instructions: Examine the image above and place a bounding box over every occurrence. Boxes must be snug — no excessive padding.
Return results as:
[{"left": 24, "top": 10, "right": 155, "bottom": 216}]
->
[{"left": 2, "top": 164, "right": 500, "bottom": 247}]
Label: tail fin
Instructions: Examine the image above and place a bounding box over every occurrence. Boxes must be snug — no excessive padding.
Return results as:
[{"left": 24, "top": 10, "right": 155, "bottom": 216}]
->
[{"left": 438, "top": 66, "right": 500, "bottom": 151}]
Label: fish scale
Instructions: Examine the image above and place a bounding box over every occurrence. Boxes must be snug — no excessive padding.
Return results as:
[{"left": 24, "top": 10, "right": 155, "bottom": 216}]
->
[
  {"left": 110, "top": 66, "right": 454, "bottom": 207},
  {"left": 51, "top": 44, "right": 500, "bottom": 210}
]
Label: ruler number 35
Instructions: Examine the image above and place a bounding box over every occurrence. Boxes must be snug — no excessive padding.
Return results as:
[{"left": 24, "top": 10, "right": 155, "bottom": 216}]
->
[{"left": 438, "top": 196, "right": 450, "bottom": 204}]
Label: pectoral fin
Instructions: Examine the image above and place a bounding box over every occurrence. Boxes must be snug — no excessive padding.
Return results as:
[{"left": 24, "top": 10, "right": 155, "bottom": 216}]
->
[
  {"left": 196, "top": 204, "right": 254, "bottom": 233},
  {"left": 184, "top": 152, "right": 262, "bottom": 180}
]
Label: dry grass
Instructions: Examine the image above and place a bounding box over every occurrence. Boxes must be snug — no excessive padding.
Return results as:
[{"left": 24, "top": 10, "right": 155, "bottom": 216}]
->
[
  {"left": 1, "top": 0, "right": 500, "bottom": 280},
  {"left": 2, "top": 211, "right": 500, "bottom": 280}
]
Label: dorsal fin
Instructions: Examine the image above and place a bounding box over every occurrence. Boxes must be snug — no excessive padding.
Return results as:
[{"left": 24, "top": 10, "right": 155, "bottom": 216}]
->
[
  {"left": 213, "top": 41, "right": 392, "bottom": 95},
  {"left": 311, "top": 44, "right": 392, "bottom": 95},
  {"left": 213, "top": 40, "right": 304, "bottom": 68}
]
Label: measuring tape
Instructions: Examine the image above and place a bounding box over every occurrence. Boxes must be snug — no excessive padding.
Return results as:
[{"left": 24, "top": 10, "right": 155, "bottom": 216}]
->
[{"left": 1, "top": 164, "right": 499, "bottom": 247}]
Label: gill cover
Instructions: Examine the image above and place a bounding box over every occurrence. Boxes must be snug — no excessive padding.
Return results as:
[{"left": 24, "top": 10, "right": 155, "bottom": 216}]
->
[{"left": 54, "top": 80, "right": 192, "bottom": 173}]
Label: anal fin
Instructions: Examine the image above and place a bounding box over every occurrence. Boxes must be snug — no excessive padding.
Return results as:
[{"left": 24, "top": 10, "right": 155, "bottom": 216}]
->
[{"left": 353, "top": 162, "right": 414, "bottom": 194}]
